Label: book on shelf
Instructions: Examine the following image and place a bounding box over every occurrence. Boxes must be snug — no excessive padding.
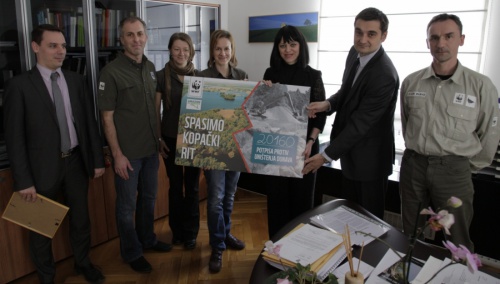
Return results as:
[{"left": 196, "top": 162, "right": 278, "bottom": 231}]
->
[
  {"left": 103, "top": 8, "right": 109, "bottom": 47},
  {"left": 70, "top": 15, "right": 77, "bottom": 47},
  {"left": 0, "top": 41, "right": 16, "bottom": 47},
  {"left": 261, "top": 223, "right": 346, "bottom": 281},
  {"left": 108, "top": 9, "right": 116, "bottom": 47},
  {"left": 95, "top": 8, "right": 103, "bottom": 48},
  {"left": 77, "top": 14, "right": 84, "bottom": 47},
  {"left": 35, "top": 7, "right": 82, "bottom": 48}
]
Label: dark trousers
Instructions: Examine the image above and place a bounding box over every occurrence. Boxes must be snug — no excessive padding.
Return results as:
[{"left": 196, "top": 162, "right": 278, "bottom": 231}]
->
[
  {"left": 164, "top": 137, "right": 200, "bottom": 242},
  {"left": 31, "top": 149, "right": 91, "bottom": 283},
  {"left": 266, "top": 141, "right": 319, "bottom": 238},
  {"left": 266, "top": 173, "right": 316, "bottom": 238},
  {"left": 341, "top": 175, "right": 388, "bottom": 220},
  {"left": 400, "top": 149, "right": 474, "bottom": 251}
]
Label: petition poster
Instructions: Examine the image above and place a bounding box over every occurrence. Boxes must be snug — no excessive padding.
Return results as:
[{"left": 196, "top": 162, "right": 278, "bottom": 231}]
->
[{"left": 175, "top": 76, "right": 310, "bottom": 178}]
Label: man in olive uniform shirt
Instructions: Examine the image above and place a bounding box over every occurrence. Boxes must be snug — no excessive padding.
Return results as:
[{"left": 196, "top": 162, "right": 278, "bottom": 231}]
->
[
  {"left": 400, "top": 14, "right": 500, "bottom": 251},
  {"left": 97, "top": 16, "right": 171, "bottom": 273}
]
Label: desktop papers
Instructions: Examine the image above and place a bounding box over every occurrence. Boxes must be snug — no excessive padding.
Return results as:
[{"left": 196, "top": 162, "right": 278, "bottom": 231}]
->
[
  {"left": 414, "top": 256, "right": 500, "bottom": 284},
  {"left": 275, "top": 223, "right": 343, "bottom": 266},
  {"left": 310, "top": 205, "right": 390, "bottom": 245},
  {"left": 365, "top": 250, "right": 413, "bottom": 284},
  {"left": 366, "top": 251, "right": 500, "bottom": 284},
  {"left": 262, "top": 223, "right": 345, "bottom": 281}
]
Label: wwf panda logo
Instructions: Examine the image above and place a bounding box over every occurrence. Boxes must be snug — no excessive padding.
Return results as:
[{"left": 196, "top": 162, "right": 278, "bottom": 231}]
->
[{"left": 192, "top": 80, "right": 201, "bottom": 91}]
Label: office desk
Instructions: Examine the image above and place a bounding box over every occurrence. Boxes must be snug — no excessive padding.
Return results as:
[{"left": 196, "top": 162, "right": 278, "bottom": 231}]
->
[{"left": 249, "top": 199, "right": 448, "bottom": 284}]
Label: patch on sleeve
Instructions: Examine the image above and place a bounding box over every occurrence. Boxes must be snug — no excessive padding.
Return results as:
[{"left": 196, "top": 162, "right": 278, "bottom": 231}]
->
[
  {"left": 453, "top": 93, "right": 465, "bottom": 105},
  {"left": 465, "top": 95, "right": 477, "bottom": 108},
  {"left": 492, "top": 117, "right": 498, "bottom": 127},
  {"left": 99, "top": 82, "right": 105, "bottom": 90},
  {"left": 150, "top": 71, "right": 156, "bottom": 80}
]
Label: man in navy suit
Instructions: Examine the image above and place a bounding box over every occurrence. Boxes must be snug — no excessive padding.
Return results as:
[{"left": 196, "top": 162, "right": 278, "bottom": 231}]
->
[
  {"left": 303, "top": 7, "right": 399, "bottom": 219},
  {"left": 3, "top": 24, "right": 105, "bottom": 284}
]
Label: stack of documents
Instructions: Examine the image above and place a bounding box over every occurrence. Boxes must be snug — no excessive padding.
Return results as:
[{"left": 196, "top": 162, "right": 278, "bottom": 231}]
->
[
  {"left": 310, "top": 205, "right": 390, "bottom": 246},
  {"left": 367, "top": 250, "right": 500, "bottom": 284},
  {"left": 262, "top": 223, "right": 346, "bottom": 281},
  {"left": 413, "top": 256, "right": 500, "bottom": 284}
]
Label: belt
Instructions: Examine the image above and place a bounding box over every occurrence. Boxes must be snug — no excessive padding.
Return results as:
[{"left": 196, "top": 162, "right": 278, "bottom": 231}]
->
[
  {"left": 61, "top": 146, "right": 79, "bottom": 158},
  {"left": 405, "top": 149, "right": 466, "bottom": 165}
]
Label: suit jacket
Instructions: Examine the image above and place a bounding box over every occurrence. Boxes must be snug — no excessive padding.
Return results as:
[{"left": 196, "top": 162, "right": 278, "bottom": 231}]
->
[
  {"left": 326, "top": 46, "right": 399, "bottom": 181},
  {"left": 3, "top": 67, "right": 104, "bottom": 191}
]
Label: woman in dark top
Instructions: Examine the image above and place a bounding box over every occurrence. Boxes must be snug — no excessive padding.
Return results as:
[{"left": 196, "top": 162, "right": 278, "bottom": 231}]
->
[
  {"left": 263, "top": 25, "right": 327, "bottom": 238},
  {"left": 155, "top": 32, "right": 200, "bottom": 250}
]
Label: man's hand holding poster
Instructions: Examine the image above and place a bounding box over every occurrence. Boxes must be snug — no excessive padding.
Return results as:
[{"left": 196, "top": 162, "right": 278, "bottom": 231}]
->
[{"left": 175, "top": 76, "right": 310, "bottom": 178}]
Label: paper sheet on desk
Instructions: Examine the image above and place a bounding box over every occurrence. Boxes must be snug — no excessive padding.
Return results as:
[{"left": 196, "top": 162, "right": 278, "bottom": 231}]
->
[
  {"left": 416, "top": 257, "right": 500, "bottom": 284},
  {"left": 275, "top": 223, "right": 343, "bottom": 266},
  {"left": 310, "top": 205, "right": 390, "bottom": 245},
  {"left": 364, "top": 249, "right": 425, "bottom": 284},
  {"left": 412, "top": 256, "right": 445, "bottom": 284}
]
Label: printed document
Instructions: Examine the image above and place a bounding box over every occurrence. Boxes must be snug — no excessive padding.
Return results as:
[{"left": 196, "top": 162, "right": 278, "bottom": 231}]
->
[
  {"left": 310, "top": 205, "right": 390, "bottom": 245},
  {"left": 275, "top": 223, "right": 343, "bottom": 265}
]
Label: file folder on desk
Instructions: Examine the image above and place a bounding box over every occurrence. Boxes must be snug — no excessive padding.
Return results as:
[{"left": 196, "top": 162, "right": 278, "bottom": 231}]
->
[{"left": 262, "top": 223, "right": 346, "bottom": 281}]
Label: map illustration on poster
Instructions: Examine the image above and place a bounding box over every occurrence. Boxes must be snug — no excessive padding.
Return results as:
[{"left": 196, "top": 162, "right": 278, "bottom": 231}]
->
[{"left": 175, "top": 76, "right": 310, "bottom": 178}]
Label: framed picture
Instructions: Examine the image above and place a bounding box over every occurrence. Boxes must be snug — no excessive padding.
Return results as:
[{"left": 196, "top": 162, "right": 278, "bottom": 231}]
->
[{"left": 249, "top": 12, "right": 318, "bottom": 43}]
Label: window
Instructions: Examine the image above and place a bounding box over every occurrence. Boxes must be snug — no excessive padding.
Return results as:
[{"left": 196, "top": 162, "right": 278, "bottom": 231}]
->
[
  {"left": 317, "top": 0, "right": 488, "bottom": 155},
  {"left": 144, "top": 1, "right": 219, "bottom": 71}
]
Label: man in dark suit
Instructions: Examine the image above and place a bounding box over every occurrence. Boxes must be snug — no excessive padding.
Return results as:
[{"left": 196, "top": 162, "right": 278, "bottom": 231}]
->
[
  {"left": 303, "top": 7, "right": 399, "bottom": 219},
  {"left": 3, "top": 24, "right": 105, "bottom": 284}
]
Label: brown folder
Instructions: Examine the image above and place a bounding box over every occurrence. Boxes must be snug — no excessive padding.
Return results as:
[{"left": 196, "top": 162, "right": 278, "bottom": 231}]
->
[{"left": 1, "top": 193, "right": 69, "bottom": 238}]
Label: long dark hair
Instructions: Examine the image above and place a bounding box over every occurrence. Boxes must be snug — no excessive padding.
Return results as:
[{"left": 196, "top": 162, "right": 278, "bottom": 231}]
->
[{"left": 269, "top": 25, "right": 309, "bottom": 70}]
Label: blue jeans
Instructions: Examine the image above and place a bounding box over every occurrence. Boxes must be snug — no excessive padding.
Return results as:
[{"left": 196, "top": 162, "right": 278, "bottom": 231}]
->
[
  {"left": 205, "top": 170, "right": 240, "bottom": 250},
  {"left": 115, "top": 153, "right": 159, "bottom": 262}
]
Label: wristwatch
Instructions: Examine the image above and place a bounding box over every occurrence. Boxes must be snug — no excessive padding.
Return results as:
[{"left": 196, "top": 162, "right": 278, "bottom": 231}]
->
[{"left": 307, "top": 137, "right": 316, "bottom": 143}]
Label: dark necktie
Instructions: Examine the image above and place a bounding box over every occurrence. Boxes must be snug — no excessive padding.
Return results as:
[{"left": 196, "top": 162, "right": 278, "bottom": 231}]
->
[
  {"left": 51, "top": 72, "right": 71, "bottom": 153},
  {"left": 345, "top": 58, "right": 360, "bottom": 92},
  {"left": 338, "top": 58, "right": 360, "bottom": 107}
]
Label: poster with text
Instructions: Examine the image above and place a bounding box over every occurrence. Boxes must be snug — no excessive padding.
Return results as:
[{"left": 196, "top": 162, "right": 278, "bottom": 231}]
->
[{"left": 175, "top": 76, "right": 310, "bottom": 178}]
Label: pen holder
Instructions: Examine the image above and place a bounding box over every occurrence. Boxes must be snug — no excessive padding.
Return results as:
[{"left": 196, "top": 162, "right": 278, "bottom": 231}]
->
[{"left": 345, "top": 271, "right": 364, "bottom": 284}]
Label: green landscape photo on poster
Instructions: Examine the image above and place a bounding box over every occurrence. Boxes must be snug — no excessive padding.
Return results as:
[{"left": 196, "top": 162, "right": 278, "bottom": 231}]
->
[
  {"left": 249, "top": 12, "right": 318, "bottom": 43},
  {"left": 175, "top": 76, "right": 310, "bottom": 178}
]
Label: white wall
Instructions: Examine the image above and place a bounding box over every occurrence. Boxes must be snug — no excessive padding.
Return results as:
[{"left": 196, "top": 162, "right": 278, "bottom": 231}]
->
[
  {"left": 226, "top": 0, "right": 320, "bottom": 81},
  {"left": 214, "top": 0, "right": 498, "bottom": 91},
  {"left": 483, "top": 0, "right": 500, "bottom": 92},
  {"left": 195, "top": 0, "right": 229, "bottom": 28}
]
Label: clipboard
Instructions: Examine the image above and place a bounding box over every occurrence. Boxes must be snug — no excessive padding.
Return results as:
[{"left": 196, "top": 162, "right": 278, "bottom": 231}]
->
[{"left": 1, "top": 193, "right": 69, "bottom": 238}]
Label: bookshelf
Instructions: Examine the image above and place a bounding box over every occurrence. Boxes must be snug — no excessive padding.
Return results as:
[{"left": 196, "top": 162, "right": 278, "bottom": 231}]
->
[
  {"left": 0, "top": 0, "right": 21, "bottom": 169},
  {"left": 0, "top": 0, "right": 220, "bottom": 170}
]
